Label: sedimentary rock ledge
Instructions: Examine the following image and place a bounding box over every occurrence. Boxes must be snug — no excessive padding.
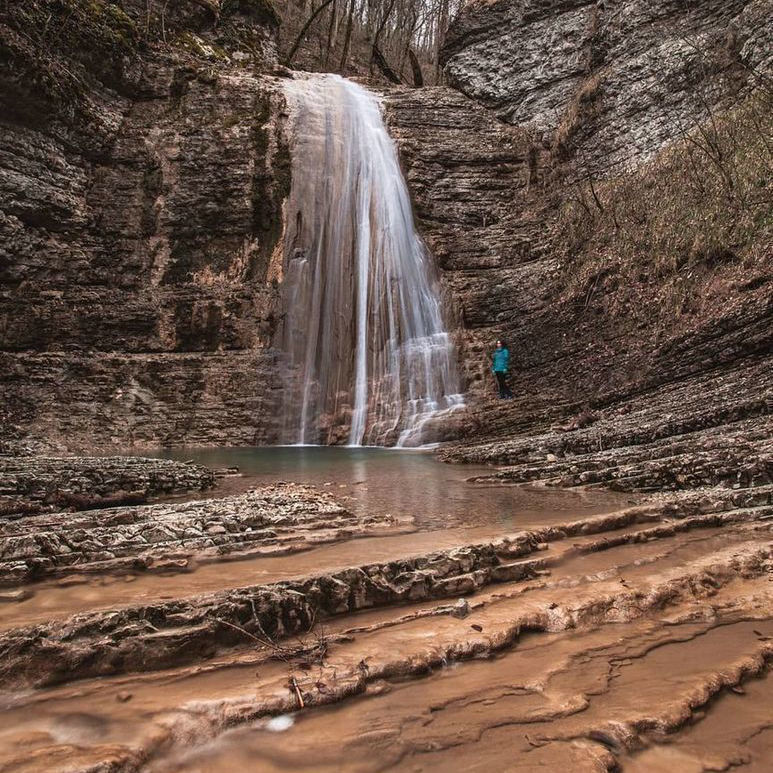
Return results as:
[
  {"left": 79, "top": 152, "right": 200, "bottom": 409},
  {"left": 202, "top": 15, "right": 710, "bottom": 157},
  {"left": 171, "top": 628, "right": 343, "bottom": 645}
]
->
[
  {"left": 1, "top": 491, "right": 769, "bottom": 691},
  {"left": 0, "top": 490, "right": 769, "bottom": 771},
  {"left": 442, "top": 359, "right": 773, "bottom": 495},
  {"left": 0, "top": 484, "right": 393, "bottom": 585},
  {"left": 0, "top": 455, "right": 215, "bottom": 517},
  {"left": 467, "top": 417, "right": 773, "bottom": 492}
]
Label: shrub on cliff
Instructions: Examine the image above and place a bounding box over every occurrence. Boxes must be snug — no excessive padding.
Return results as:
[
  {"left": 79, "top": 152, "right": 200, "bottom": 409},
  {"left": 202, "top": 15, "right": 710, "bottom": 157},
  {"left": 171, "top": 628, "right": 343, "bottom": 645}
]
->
[{"left": 556, "top": 89, "right": 772, "bottom": 318}]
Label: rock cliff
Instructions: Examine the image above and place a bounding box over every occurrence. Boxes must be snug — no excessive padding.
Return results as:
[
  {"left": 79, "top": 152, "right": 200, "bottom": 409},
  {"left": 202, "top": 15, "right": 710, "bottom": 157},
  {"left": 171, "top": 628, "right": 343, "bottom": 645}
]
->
[
  {"left": 1, "top": 0, "right": 288, "bottom": 451},
  {"left": 442, "top": 0, "right": 772, "bottom": 170},
  {"left": 0, "top": 0, "right": 771, "bottom": 459},
  {"left": 384, "top": 0, "right": 771, "bottom": 485},
  {"left": 0, "top": 6, "right": 771, "bottom": 763}
]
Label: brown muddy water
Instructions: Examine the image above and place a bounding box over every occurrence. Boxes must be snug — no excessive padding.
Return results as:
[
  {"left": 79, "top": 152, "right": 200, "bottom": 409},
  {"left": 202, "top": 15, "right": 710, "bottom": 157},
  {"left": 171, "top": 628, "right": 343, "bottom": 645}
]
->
[{"left": 2, "top": 447, "right": 770, "bottom": 772}]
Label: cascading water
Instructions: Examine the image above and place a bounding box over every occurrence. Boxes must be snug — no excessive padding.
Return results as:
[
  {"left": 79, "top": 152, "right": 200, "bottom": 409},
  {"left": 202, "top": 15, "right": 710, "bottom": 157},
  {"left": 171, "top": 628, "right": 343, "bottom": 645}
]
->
[{"left": 279, "top": 74, "right": 464, "bottom": 447}]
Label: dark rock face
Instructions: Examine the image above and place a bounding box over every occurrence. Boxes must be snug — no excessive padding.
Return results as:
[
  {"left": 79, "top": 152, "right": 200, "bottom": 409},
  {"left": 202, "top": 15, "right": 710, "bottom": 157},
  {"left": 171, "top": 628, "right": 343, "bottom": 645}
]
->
[
  {"left": 442, "top": 0, "right": 771, "bottom": 170},
  {"left": 383, "top": 86, "right": 543, "bottom": 393},
  {"left": 1, "top": 1, "right": 289, "bottom": 451}
]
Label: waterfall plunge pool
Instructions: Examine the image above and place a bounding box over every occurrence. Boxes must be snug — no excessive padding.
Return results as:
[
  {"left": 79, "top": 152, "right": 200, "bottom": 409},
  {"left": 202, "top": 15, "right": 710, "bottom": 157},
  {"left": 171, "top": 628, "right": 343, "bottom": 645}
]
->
[{"left": 152, "top": 445, "right": 634, "bottom": 533}]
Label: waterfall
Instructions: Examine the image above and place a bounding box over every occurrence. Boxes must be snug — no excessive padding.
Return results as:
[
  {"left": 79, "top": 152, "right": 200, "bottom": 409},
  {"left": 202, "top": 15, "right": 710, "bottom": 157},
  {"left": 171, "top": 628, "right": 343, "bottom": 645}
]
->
[{"left": 279, "top": 74, "right": 464, "bottom": 447}]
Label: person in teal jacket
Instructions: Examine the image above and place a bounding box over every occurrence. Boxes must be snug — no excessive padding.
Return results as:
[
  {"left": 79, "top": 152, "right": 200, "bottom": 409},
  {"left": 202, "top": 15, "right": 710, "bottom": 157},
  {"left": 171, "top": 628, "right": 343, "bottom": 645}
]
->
[{"left": 492, "top": 339, "right": 513, "bottom": 399}]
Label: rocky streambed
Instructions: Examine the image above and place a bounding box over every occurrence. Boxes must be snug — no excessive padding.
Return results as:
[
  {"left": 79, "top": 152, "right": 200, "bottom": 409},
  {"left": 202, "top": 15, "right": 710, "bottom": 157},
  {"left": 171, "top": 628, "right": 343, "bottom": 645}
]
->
[{"left": 0, "top": 450, "right": 770, "bottom": 772}]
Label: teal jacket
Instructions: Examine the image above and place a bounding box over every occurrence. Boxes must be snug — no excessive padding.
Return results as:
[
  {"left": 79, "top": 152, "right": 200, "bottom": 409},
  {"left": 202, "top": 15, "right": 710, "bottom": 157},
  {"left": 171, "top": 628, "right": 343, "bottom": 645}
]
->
[{"left": 492, "top": 347, "right": 510, "bottom": 373}]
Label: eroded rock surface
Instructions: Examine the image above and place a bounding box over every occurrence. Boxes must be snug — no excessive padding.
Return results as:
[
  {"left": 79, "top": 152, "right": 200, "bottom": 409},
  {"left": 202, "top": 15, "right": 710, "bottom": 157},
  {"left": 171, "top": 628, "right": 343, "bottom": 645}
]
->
[
  {"left": 385, "top": 78, "right": 771, "bottom": 503},
  {"left": 1, "top": 1, "right": 288, "bottom": 451},
  {"left": 1, "top": 2, "right": 772, "bottom": 770},
  {"left": 442, "top": 0, "right": 772, "bottom": 169},
  {"left": 444, "top": 363, "right": 773, "bottom": 492},
  {"left": 0, "top": 486, "right": 769, "bottom": 771},
  {"left": 0, "top": 483, "right": 386, "bottom": 585},
  {"left": 0, "top": 454, "right": 214, "bottom": 518}
]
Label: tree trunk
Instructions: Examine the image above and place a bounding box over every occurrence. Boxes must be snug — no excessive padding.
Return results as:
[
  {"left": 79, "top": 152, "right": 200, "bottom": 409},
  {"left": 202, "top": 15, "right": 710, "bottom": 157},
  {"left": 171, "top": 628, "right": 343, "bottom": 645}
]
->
[
  {"left": 339, "top": 0, "right": 355, "bottom": 72},
  {"left": 286, "top": 0, "right": 336, "bottom": 65},
  {"left": 372, "top": 44, "right": 402, "bottom": 84},
  {"left": 408, "top": 48, "right": 423, "bottom": 87}
]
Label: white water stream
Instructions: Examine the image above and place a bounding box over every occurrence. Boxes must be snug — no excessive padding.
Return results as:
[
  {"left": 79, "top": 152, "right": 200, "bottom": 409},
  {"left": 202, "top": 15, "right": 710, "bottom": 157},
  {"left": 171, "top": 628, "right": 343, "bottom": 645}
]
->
[{"left": 279, "top": 74, "right": 464, "bottom": 447}]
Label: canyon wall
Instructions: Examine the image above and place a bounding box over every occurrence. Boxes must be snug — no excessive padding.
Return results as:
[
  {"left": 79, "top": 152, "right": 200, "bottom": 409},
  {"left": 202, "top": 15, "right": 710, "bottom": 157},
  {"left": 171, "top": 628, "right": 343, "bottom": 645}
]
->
[
  {"left": 1, "top": 0, "right": 288, "bottom": 452},
  {"left": 1, "top": 0, "right": 770, "bottom": 454},
  {"left": 442, "top": 0, "right": 771, "bottom": 170},
  {"left": 384, "top": 0, "right": 771, "bottom": 473}
]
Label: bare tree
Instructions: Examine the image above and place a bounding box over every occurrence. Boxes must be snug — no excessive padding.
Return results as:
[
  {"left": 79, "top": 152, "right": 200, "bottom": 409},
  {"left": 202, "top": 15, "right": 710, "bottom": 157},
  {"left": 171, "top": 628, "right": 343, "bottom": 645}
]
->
[{"left": 283, "top": 0, "right": 463, "bottom": 85}]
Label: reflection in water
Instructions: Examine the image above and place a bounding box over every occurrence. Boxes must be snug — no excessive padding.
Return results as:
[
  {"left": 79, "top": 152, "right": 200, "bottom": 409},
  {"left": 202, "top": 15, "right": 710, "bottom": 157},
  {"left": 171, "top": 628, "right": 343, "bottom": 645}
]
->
[{"left": 155, "top": 446, "right": 632, "bottom": 532}]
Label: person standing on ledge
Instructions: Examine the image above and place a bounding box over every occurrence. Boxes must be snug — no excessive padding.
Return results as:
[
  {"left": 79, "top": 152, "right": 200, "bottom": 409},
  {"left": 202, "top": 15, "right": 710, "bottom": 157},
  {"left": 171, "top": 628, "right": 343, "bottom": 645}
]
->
[{"left": 492, "top": 339, "right": 513, "bottom": 399}]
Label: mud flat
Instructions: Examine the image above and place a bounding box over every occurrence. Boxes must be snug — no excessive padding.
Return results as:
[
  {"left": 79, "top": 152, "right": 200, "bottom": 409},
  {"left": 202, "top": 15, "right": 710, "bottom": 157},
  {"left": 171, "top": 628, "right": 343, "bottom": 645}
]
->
[{"left": 0, "top": 448, "right": 770, "bottom": 771}]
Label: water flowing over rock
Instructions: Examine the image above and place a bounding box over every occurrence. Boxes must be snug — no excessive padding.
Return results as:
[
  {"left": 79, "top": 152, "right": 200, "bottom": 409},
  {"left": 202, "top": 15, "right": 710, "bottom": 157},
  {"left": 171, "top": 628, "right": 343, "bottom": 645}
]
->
[{"left": 278, "top": 75, "right": 464, "bottom": 447}]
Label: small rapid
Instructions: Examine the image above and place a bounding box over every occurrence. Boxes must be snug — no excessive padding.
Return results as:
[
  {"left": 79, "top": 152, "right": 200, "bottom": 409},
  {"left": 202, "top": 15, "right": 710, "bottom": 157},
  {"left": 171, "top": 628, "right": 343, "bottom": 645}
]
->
[{"left": 279, "top": 74, "right": 464, "bottom": 447}]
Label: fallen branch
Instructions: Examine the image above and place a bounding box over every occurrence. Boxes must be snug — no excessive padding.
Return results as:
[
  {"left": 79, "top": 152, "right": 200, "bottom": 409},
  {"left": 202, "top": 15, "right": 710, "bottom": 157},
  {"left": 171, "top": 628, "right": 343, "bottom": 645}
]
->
[
  {"left": 212, "top": 616, "right": 280, "bottom": 652},
  {"left": 52, "top": 490, "right": 148, "bottom": 511}
]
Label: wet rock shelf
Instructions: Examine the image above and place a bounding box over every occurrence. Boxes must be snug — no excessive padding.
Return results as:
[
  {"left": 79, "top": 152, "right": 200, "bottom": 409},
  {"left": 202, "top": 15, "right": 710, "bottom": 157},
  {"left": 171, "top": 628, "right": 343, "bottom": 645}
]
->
[
  {"left": 0, "top": 455, "right": 215, "bottom": 518},
  {"left": 0, "top": 493, "right": 769, "bottom": 691},
  {"left": 0, "top": 483, "right": 393, "bottom": 585},
  {"left": 0, "top": 493, "right": 769, "bottom": 771}
]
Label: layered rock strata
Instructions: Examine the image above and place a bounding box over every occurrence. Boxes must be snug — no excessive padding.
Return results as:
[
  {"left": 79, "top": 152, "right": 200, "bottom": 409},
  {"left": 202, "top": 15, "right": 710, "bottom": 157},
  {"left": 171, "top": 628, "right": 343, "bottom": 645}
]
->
[
  {"left": 385, "top": 79, "right": 771, "bottom": 488},
  {"left": 2, "top": 1, "right": 770, "bottom": 455},
  {"left": 442, "top": 360, "right": 773, "bottom": 492},
  {"left": 0, "top": 455, "right": 214, "bottom": 517},
  {"left": 442, "top": 0, "right": 772, "bottom": 170},
  {"left": 0, "top": 489, "right": 769, "bottom": 770},
  {"left": 0, "top": 483, "right": 395, "bottom": 584},
  {"left": 1, "top": 0, "right": 289, "bottom": 451},
  {"left": 0, "top": 487, "right": 769, "bottom": 687}
]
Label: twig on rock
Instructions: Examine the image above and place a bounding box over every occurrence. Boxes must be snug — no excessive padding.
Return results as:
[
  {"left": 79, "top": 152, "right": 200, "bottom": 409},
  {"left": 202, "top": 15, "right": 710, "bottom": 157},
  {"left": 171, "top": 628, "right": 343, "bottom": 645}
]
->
[
  {"left": 212, "top": 616, "right": 278, "bottom": 652},
  {"left": 290, "top": 675, "right": 305, "bottom": 708}
]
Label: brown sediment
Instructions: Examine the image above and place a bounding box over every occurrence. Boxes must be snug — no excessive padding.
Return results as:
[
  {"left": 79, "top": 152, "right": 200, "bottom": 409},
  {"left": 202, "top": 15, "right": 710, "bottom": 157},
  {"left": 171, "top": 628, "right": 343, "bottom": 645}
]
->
[
  {"left": 0, "top": 472, "right": 769, "bottom": 771},
  {"left": 622, "top": 669, "right": 773, "bottom": 772},
  {"left": 2, "top": 494, "right": 768, "bottom": 689}
]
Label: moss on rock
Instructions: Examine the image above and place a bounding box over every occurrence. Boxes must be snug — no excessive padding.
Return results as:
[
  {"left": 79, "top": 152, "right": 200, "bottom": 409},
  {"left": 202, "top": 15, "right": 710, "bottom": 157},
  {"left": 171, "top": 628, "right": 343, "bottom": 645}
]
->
[{"left": 0, "top": 0, "right": 141, "bottom": 124}]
